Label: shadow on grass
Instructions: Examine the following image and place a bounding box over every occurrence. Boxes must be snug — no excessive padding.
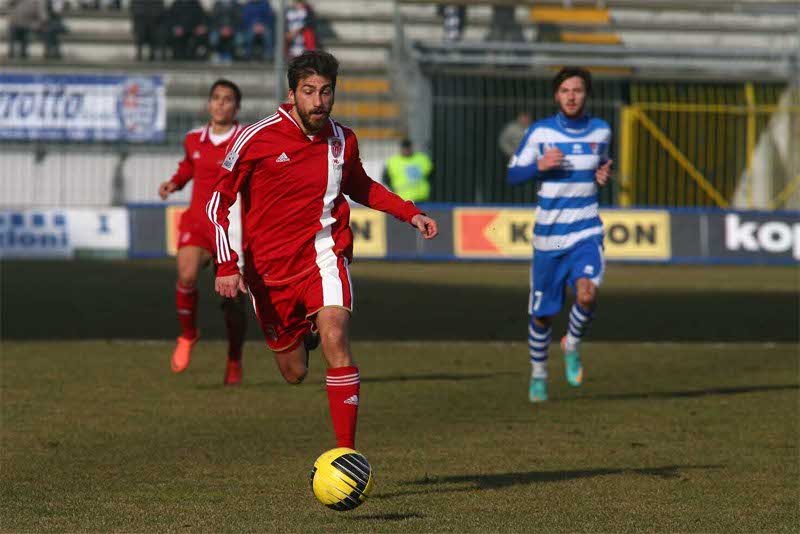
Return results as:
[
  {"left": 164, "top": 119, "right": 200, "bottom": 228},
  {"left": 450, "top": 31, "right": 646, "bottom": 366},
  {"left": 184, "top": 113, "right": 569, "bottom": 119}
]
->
[
  {"left": 364, "top": 371, "right": 517, "bottom": 383},
  {"left": 572, "top": 383, "right": 800, "bottom": 402},
  {"left": 192, "top": 371, "right": 516, "bottom": 390},
  {"left": 2, "top": 260, "right": 797, "bottom": 342},
  {"left": 348, "top": 512, "right": 424, "bottom": 521},
  {"left": 375, "top": 465, "right": 722, "bottom": 500}
]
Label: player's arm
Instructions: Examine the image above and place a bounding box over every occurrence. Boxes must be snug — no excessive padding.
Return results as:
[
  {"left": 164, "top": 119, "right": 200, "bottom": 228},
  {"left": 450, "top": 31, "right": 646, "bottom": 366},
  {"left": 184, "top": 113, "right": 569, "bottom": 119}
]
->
[
  {"left": 207, "top": 146, "right": 254, "bottom": 297},
  {"left": 343, "top": 137, "right": 438, "bottom": 239},
  {"left": 595, "top": 129, "right": 613, "bottom": 186},
  {"left": 506, "top": 127, "right": 564, "bottom": 185},
  {"left": 159, "top": 137, "right": 194, "bottom": 199}
]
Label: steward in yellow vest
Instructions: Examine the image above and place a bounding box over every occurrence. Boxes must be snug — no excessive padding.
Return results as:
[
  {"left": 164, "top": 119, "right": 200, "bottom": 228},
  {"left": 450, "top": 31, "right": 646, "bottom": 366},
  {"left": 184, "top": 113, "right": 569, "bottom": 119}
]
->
[{"left": 383, "top": 139, "right": 433, "bottom": 202}]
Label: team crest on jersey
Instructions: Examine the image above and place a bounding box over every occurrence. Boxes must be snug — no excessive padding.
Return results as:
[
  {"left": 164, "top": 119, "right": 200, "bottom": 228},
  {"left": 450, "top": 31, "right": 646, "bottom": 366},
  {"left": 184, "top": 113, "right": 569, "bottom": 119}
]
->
[
  {"left": 328, "top": 137, "right": 343, "bottom": 163},
  {"left": 192, "top": 150, "right": 201, "bottom": 160},
  {"left": 590, "top": 143, "right": 599, "bottom": 155},
  {"left": 222, "top": 150, "right": 239, "bottom": 171}
]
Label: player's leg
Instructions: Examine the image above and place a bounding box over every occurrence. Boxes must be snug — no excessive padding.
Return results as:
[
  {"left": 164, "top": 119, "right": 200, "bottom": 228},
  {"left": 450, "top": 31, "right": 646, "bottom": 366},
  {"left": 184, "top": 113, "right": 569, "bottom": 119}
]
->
[
  {"left": 221, "top": 293, "right": 247, "bottom": 386},
  {"left": 316, "top": 307, "right": 359, "bottom": 449},
  {"left": 271, "top": 330, "right": 322, "bottom": 384},
  {"left": 244, "top": 267, "right": 317, "bottom": 385},
  {"left": 529, "top": 314, "right": 552, "bottom": 402},
  {"left": 306, "top": 255, "right": 358, "bottom": 448},
  {"left": 562, "top": 240, "right": 605, "bottom": 386},
  {"left": 527, "top": 251, "right": 567, "bottom": 402},
  {"left": 171, "top": 245, "right": 211, "bottom": 373},
  {"left": 273, "top": 342, "right": 310, "bottom": 384}
]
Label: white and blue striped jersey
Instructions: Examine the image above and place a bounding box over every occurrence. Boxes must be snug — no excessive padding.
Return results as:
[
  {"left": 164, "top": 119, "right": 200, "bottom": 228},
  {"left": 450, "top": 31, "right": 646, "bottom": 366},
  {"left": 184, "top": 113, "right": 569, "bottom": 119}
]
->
[{"left": 506, "top": 112, "right": 611, "bottom": 254}]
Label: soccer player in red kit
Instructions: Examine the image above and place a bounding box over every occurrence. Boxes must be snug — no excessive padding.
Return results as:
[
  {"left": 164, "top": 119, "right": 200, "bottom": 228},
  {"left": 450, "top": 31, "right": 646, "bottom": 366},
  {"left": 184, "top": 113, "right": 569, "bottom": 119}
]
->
[
  {"left": 158, "top": 79, "right": 248, "bottom": 386},
  {"left": 207, "top": 51, "right": 438, "bottom": 449}
]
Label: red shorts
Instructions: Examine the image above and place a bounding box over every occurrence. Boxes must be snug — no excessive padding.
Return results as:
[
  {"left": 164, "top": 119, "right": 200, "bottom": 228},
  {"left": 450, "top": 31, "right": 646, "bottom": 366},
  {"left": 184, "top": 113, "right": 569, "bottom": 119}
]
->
[
  {"left": 245, "top": 255, "right": 354, "bottom": 352},
  {"left": 176, "top": 210, "right": 215, "bottom": 254}
]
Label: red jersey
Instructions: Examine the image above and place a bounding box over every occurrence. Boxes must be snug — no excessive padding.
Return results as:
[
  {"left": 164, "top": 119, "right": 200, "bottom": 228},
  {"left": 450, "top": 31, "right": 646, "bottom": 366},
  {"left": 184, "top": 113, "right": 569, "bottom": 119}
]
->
[
  {"left": 207, "top": 104, "right": 422, "bottom": 282},
  {"left": 170, "top": 123, "right": 244, "bottom": 221}
]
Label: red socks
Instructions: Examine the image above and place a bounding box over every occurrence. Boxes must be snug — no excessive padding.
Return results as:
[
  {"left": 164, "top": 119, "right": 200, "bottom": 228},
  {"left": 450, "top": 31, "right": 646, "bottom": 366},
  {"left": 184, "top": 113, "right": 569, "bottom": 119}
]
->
[
  {"left": 326, "top": 366, "right": 360, "bottom": 449},
  {"left": 175, "top": 283, "right": 198, "bottom": 340}
]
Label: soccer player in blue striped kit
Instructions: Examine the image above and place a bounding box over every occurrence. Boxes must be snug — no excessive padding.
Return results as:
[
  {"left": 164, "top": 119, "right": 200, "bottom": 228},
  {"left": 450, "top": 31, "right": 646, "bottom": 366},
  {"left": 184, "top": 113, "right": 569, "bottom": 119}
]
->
[{"left": 506, "top": 67, "right": 613, "bottom": 402}]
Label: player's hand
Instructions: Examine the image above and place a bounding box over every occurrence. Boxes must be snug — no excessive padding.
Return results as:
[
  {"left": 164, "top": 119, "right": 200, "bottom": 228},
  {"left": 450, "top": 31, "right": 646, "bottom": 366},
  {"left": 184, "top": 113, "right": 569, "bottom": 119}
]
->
[
  {"left": 215, "top": 273, "right": 247, "bottom": 299},
  {"left": 411, "top": 214, "right": 438, "bottom": 240},
  {"left": 158, "top": 181, "right": 178, "bottom": 200},
  {"left": 537, "top": 147, "right": 565, "bottom": 172},
  {"left": 596, "top": 160, "right": 613, "bottom": 186}
]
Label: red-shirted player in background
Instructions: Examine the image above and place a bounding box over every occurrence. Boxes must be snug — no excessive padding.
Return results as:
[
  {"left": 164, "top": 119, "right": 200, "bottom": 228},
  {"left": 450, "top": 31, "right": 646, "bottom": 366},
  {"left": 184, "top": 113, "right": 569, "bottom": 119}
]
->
[
  {"left": 158, "top": 79, "right": 248, "bottom": 386},
  {"left": 207, "top": 51, "right": 438, "bottom": 449}
]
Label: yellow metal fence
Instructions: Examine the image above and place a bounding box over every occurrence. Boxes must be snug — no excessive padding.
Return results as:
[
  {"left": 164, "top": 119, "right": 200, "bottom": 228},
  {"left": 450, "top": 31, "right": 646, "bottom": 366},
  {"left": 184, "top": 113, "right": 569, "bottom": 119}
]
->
[{"left": 618, "top": 84, "right": 799, "bottom": 210}]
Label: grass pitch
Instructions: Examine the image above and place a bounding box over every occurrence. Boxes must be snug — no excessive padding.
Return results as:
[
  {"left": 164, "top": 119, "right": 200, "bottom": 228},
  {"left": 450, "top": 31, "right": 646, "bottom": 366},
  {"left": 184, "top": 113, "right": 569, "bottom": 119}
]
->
[{"left": 1, "top": 260, "right": 798, "bottom": 532}]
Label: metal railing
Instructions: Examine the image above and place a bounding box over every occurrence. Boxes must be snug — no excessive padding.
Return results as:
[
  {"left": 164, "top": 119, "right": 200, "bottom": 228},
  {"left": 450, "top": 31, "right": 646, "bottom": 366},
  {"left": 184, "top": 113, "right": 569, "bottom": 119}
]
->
[{"left": 619, "top": 85, "right": 799, "bottom": 210}]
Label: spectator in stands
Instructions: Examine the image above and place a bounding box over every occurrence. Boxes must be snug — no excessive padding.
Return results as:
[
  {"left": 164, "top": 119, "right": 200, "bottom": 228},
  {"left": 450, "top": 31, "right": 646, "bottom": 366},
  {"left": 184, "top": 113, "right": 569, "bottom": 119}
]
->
[
  {"left": 164, "top": 0, "right": 210, "bottom": 60},
  {"left": 130, "top": 0, "right": 165, "bottom": 62},
  {"left": 209, "top": 0, "right": 242, "bottom": 64},
  {"left": 383, "top": 139, "right": 433, "bottom": 203},
  {"left": 7, "top": 0, "right": 47, "bottom": 60},
  {"left": 285, "top": 0, "right": 318, "bottom": 59},
  {"left": 42, "top": 0, "right": 67, "bottom": 59},
  {"left": 240, "top": 0, "right": 275, "bottom": 61},
  {"left": 437, "top": 4, "right": 466, "bottom": 42},
  {"left": 486, "top": 6, "right": 525, "bottom": 42},
  {"left": 498, "top": 111, "right": 532, "bottom": 159}
]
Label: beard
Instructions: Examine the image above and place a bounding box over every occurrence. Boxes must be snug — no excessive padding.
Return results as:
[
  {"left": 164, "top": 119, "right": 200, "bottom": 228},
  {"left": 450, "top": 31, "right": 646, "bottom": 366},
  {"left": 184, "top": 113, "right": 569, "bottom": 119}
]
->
[
  {"left": 560, "top": 102, "right": 585, "bottom": 119},
  {"left": 296, "top": 106, "right": 330, "bottom": 134}
]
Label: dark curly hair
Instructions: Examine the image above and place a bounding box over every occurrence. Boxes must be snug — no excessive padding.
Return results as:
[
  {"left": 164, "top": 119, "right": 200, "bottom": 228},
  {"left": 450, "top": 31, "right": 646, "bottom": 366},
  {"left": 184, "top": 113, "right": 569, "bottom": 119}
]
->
[
  {"left": 552, "top": 67, "right": 592, "bottom": 95},
  {"left": 287, "top": 50, "right": 340, "bottom": 93}
]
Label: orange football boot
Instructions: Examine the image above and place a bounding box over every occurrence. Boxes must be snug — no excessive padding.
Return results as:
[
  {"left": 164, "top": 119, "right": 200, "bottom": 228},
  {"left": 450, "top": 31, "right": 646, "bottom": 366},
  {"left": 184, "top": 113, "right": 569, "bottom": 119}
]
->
[{"left": 171, "top": 333, "right": 199, "bottom": 373}]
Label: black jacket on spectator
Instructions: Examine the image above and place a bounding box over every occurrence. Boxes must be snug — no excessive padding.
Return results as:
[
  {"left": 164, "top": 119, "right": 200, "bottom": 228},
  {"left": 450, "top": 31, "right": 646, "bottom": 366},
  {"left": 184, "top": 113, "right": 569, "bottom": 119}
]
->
[
  {"left": 164, "top": 0, "right": 209, "bottom": 60},
  {"left": 212, "top": 1, "right": 242, "bottom": 30},
  {"left": 130, "top": 0, "right": 165, "bottom": 60},
  {"left": 131, "top": 0, "right": 164, "bottom": 17},
  {"left": 164, "top": 0, "right": 208, "bottom": 34}
]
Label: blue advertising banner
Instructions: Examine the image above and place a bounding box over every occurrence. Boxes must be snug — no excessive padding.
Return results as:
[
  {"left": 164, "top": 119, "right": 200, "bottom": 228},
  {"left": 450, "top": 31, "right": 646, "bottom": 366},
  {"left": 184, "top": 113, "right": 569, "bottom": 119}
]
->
[
  {"left": 0, "top": 208, "right": 129, "bottom": 259},
  {"left": 0, "top": 74, "right": 165, "bottom": 142}
]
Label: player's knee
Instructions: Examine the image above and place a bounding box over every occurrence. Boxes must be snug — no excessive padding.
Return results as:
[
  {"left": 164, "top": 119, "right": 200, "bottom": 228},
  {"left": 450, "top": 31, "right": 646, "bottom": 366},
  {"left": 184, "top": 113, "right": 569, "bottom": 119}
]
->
[
  {"left": 177, "top": 271, "right": 198, "bottom": 288},
  {"left": 576, "top": 288, "right": 597, "bottom": 310},
  {"left": 283, "top": 368, "right": 308, "bottom": 385},
  {"left": 532, "top": 315, "right": 552, "bottom": 329},
  {"left": 320, "top": 326, "right": 347, "bottom": 354},
  {"left": 281, "top": 362, "right": 308, "bottom": 384}
]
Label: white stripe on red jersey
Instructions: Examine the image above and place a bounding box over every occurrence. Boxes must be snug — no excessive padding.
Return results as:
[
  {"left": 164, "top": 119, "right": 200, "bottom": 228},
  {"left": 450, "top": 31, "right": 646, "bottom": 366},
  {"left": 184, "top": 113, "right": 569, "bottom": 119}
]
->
[{"left": 207, "top": 104, "right": 423, "bottom": 282}]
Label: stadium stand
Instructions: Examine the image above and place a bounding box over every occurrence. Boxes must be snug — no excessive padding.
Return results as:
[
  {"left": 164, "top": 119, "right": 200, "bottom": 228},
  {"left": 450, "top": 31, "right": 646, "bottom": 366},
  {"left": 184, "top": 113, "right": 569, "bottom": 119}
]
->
[
  {"left": 1, "top": 0, "right": 797, "bottom": 208},
  {"left": 0, "top": 1, "right": 402, "bottom": 145},
  {"left": 2, "top": 1, "right": 795, "bottom": 122}
]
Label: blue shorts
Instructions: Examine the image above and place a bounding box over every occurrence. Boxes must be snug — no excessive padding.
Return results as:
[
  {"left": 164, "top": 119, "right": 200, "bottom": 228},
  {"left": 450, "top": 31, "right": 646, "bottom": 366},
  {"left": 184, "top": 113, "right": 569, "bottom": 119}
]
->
[{"left": 529, "top": 238, "right": 605, "bottom": 318}]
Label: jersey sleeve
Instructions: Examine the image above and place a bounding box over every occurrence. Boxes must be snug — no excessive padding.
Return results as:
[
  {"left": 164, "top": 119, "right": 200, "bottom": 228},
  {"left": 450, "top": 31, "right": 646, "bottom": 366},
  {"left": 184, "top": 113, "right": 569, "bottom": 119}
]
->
[
  {"left": 506, "top": 126, "right": 541, "bottom": 185},
  {"left": 169, "top": 136, "right": 194, "bottom": 189},
  {"left": 207, "top": 134, "right": 256, "bottom": 277},
  {"left": 342, "top": 134, "right": 422, "bottom": 223}
]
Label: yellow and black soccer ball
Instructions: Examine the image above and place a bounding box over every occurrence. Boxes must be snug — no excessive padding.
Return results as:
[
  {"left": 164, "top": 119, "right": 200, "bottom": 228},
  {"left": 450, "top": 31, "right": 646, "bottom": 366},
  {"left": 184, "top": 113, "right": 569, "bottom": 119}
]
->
[{"left": 310, "top": 447, "right": 374, "bottom": 511}]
